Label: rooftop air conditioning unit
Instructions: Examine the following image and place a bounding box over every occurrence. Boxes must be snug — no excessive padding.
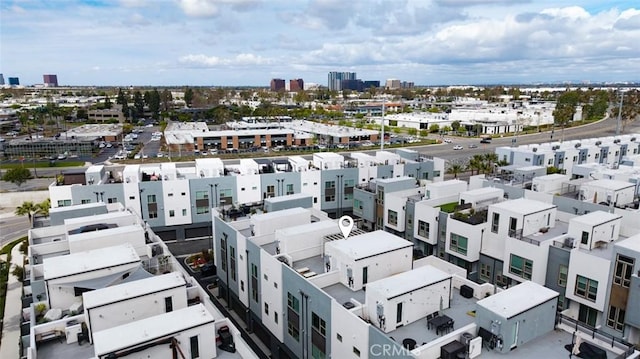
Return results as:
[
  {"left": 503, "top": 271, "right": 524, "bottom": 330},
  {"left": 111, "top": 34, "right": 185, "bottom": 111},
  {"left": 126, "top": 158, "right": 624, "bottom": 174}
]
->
[
  {"left": 595, "top": 141, "right": 602, "bottom": 146},
  {"left": 575, "top": 143, "right": 581, "bottom": 148}
]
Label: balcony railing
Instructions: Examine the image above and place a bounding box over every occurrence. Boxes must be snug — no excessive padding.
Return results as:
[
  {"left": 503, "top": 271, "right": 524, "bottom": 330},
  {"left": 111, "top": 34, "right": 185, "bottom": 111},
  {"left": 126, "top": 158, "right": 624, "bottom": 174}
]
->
[
  {"left": 555, "top": 314, "right": 636, "bottom": 358},
  {"left": 509, "top": 228, "right": 542, "bottom": 246}
]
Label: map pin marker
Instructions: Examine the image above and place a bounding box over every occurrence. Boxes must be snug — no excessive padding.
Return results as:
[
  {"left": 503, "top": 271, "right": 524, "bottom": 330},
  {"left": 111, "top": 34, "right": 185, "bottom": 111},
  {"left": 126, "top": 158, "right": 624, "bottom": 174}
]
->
[{"left": 338, "top": 215, "right": 354, "bottom": 239}]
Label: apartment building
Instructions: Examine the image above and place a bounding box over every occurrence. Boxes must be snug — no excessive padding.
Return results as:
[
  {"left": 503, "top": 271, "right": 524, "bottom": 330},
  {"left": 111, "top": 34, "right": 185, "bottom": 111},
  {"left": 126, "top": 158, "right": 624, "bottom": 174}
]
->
[{"left": 48, "top": 151, "right": 443, "bottom": 240}]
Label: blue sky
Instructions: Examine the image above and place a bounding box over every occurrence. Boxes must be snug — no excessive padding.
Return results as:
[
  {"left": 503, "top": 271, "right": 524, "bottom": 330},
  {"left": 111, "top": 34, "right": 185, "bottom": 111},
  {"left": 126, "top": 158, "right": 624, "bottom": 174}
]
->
[{"left": 1, "top": 0, "right": 639, "bottom": 87}]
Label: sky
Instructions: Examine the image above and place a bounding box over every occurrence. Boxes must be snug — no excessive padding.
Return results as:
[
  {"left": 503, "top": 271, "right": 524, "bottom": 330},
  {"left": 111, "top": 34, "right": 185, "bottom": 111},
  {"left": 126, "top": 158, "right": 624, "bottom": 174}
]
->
[{"left": 1, "top": 0, "right": 639, "bottom": 87}]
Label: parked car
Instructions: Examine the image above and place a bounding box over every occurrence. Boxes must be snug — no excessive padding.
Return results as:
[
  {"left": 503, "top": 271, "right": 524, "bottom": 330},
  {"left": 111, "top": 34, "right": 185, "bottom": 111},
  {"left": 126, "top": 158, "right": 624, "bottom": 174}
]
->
[
  {"left": 443, "top": 138, "right": 452, "bottom": 143},
  {"left": 480, "top": 139, "right": 491, "bottom": 144},
  {"left": 453, "top": 145, "right": 463, "bottom": 150},
  {"left": 468, "top": 144, "right": 478, "bottom": 148}
]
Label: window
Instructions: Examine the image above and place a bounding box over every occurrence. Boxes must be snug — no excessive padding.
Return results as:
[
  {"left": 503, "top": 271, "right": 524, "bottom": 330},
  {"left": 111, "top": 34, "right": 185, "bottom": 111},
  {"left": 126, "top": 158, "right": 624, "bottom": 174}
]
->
[
  {"left": 325, "top": 181, "right": 335, "bottom": 188},
  {"left": 264, "top": 303, "right": 269, "bottom": 315},
  {"left": 182, "top": 192, "right": 186, "bottom": 196},
  {"left": 325, "top": 194, "right": 335, "bottom": 202},
  {"left": 449, "top": 233, "right": 468, "bottom": 256},
  {"left": 311, "top": 312, "right": 327, "bottom": 359},
  {"left": 581, "top": 231, "right": 589, "bottom": 245},
  {"left": 251, "top": 264, "right": 259, "bottom": 302},
  {"left": 418, "top": 220, "right": 429, "bottom": 238},
  {"left": 575, "top": 275, "right": 598, "bottom": 301},
  {"left": 274, "top": 312, "right": 278, "bottom": 324},
  {"left": 220, "top": 235, "right": 227, "bottom": 271},
  {"left": 558, "top": 265, "right": 568, "bottom": 287},
  {"left": 190, "top": 335, "right": 199, "bottom": 359},
  {"left": 286, "top": 184, "right": 294, "bottom": 195},
  {"left": 396, "top": 302, "right": 403, "bottom": 323},
  {"left": 165, "top": 296, "right": 173, "bottom": 312},
  {"left": 182, "top": 209, "right": 187, "bottom": 216},
  {"left": 578, "top": 304, "right": 598, "bottom": 326},
  {"left": 147, "top": 194, "right": 156, "bottom": 203},
  {"left": 388, "top": 210, "right": 398, "bottom": 226},
  {"left": 480, "top": 263, "right": 491, "bottom": 282},
  {"left": 195, "top": 191, "right": 209, "bottom": 214},
  {"left": 169, "top": 210, "right": 175, "bottom": 217},
  {"left": 107, "top": 197, "right": 117, "bottom": 204},
  {"left": 81, "top": 199, "right": 91, "bottom": 204},
  {"left": 168, "top": 193, "right": 173, "bottom": 197},
  {"left": 496, "top": 270, "right": 509, "bottom": 287},
  {"left": 287, "top": 292, "right": 300, "bottom": 341},
  {"left": 509, "top": 254, "right": 533, "bottom": 280},
  {"left": 614, "top": 254, "right": 634, "bottom": 287},
  {"left": 508, "top": 217, "right": 517, "bottom": 237},
  {"left": 607, "top": 306, "right": 626, "bottom": 331},
  {"left": 353, "top": 347, "right": 361, "bottom": 357},
  {"left": 354, "top": 199, "right": 363, "bottom": 210},
  {"left": 337, "top": 333, "right": 342, "bottom": 342},
  {"left": 129, "top": 196, "right": 135, "bottom": 200},
  {"left": 229, "top": 246, "right": 236, "bottom": 281},
  {"left": 491, "top": 213, "right": 499, "bottom": 233}
]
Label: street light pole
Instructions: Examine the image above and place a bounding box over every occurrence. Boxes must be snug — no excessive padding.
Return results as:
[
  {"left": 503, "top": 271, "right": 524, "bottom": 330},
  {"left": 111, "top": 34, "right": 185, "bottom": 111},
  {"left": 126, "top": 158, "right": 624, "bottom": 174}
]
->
[
  {"left": 616, "top": 90, "right": 624, "bottom": 136},
  {"left": 138, "top": 188, "right": 145, "bottom": 220}
]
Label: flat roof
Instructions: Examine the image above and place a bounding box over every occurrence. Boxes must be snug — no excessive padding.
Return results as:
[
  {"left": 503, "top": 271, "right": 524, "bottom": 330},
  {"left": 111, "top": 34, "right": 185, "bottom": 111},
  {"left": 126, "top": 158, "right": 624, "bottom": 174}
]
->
[
  {"left": 264, "top": 192, "right": 312, "bottom": 204},
  {"left": 92, "top": 304, "right": 214, "bottom": 356},
  {"left": 67, "top": 224, "right": 143, "bottom": 243},
  {"left": 425, "top": 179, "right": 467, "bottom": 188},
  {"left": 366, "top": 265, "right": 451, "bottom": 300},
  {"left": 570, "top": 211, "right": 621, "bottom": 226},
  {"left": 615, "top": 234, "right": 640, "bottom": 252},
  {"left": 462, "top": 187, "right": 503, "bottom": 196},
  {"left": 64, "top": 210, "right": 135, "bottom": 226},
  {"left": 490, "top": 198, "right": 555, "bottom": 215},
  {"left": 83, "top": 272, "right": 185, "bottom": 309},
  {"left": 276, "top": 219, "right": 338, "bottom": 237},
  {"left": 586, "top": 179, "right": 636, "bottom": 190},
  {"left": 50, "top": 202, "right": 105, "bottom": 215},
  {"left": 325, "top": 230, "right": 413, "bottom": 260},
  {"left": 477, "top": 281, "right": 558, "bottom": 319},
  {"left": 43, "top": 244, "right": 140, "bottom": 280},
  {"left": 251, "top": 207, "right": 309, "bottom": 222}
]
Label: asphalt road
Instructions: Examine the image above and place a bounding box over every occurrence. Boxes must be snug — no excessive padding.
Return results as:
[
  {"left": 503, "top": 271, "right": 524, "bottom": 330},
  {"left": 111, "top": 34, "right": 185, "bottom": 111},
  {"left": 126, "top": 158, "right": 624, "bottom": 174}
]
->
[{"left": 0, "top": 215, "right": 29, "bottom": 247}]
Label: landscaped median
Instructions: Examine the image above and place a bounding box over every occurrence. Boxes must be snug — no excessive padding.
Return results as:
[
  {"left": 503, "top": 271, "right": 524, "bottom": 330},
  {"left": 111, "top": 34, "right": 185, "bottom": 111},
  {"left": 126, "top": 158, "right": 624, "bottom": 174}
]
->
[{"left": 0, "top": 236, "right": 27, "bottom": 339}]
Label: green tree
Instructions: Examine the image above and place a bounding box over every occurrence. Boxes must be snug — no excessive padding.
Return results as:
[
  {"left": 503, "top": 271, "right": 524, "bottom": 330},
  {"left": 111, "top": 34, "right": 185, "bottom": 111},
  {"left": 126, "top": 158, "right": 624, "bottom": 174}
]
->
[
  {"left": 133, "top": 90, "right": 144, "bottom": 119},
  {"left": 553, "top": 90, "right": 580, "bottom": 141},
  {"left": 104, "top": 95, "right": 112, "bottom": 109},
  {"left": 429, "top": 124, "right": 440, "bottom": 133},
  {"left": 451, "top": 120, "right": 461, "bottom": 133},
  {"left": 3, "top": 167, "right": 32, "bottom": 187},
  {"left": 36, "top": 198, "right": 51, "bottom": 218},
  {"left": 12, "top": 265, "right": 24, "bottom": 282},
  {"left": 407, "top": 128, "right": 417, "bottom": 136},
  {"left": 419, "top": 129, "right": 429, "bottom": 137},
  {"left": 611, "top": 90, "right": 640, "bottom": 132},
  {"left": 160, "top": 89, "right": 173, "bottom": 112},
  {"left": 147, "top": 89, "right": 161, "bottom": 119},
  {"left": 15, "top": 201, "right": 38, "bottom": 227},
  {"left": 184, "top": 87, "right": 194, "bottom": 107},
  {"left": 446, "top": 163, "right": 464, "bottom": 179}
]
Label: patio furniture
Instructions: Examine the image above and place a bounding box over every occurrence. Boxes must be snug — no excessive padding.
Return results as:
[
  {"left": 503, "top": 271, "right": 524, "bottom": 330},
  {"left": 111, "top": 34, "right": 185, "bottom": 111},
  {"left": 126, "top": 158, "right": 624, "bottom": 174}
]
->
[{"left": 402, "top": 338, "right": 417, "bottom": 350}]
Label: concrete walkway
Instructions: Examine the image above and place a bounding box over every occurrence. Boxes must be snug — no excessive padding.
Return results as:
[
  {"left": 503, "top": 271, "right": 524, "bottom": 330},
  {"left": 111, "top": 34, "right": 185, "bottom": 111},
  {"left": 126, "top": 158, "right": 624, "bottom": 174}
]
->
[{"left": 0, "top": 243, "right": 25, "bottom": 359}]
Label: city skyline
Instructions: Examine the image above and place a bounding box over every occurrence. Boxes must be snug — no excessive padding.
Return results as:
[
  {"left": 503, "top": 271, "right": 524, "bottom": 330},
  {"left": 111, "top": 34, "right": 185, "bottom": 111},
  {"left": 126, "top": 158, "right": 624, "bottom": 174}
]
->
[{"left": 1, "top": 0, "right": 639, "bottom": 87}]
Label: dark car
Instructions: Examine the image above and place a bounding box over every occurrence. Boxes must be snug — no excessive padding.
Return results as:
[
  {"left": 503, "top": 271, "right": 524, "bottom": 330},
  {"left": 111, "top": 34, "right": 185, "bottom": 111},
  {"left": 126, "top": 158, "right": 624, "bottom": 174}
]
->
[
  {"left": 480, "top": 139, "right": 491, "bottom": 144},
  {"left": 69, "top": 223, "right": 117, "bottom": 235}
]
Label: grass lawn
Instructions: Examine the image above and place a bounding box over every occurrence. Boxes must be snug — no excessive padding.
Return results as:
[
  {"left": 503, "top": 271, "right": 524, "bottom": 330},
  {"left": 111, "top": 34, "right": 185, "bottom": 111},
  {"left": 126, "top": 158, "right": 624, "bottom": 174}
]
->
[
  {"left": 0, "top": 237, "right": 27, "bottom": 338},
  {"left": 0, "top": 161, "right": 85, "bottom": 170},
  {"left": 439, "top": 202, "right": 458, "bottom": 213}
]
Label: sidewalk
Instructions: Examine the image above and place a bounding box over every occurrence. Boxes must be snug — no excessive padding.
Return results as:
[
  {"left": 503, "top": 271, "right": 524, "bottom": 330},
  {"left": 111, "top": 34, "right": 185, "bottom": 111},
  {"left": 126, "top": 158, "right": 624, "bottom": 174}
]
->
[{"left": 0, "top": 244, "right": 25, "bottom": 359}]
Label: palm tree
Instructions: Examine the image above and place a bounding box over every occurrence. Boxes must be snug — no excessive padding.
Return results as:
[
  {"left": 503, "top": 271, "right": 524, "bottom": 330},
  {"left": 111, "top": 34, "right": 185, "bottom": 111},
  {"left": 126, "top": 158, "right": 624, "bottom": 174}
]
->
[
  {"left": 446, "top": 163, "right": 464, "bottom": 179},
  {"left": 469, "top": 154, "right": 484, "bottom": 175},
  {"left": 15, "top": 201, "right": 38, "bottom": 227},
  {"left": 36, "top": 198, "right": 51, "bottom": 218}
]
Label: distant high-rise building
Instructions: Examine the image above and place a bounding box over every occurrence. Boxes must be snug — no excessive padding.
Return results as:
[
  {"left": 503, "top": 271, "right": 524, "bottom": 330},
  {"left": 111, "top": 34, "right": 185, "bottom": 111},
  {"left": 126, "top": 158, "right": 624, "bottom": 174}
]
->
[
  {"left": 270, "top": 78, "right": 285, "bottom": 92},
  {"left": 362, "top": 80, "right": 380, "bottom": 89},
  {"left": 328, "top": 71, "right": 356, "bottom": 91},
  {"left": 8, "top": 77, "right": 19, "bottom": 86},
  {"left": 341, "top": 79, "right": 363, "bottom": 92},
  {"left": 385, "top": 79, "right": 401, "bottom": 90},
  {"left": 289, "top": 79, "right": 304, "bottom": 92},
  {"left": 401, "top": 81, "right": 414, "bottom": 89},
  {"left": 0, "top": 74, "right": 4, "bottom": 85},
  {"left": 43, "top": 74, "right": 59, "bottom": 87}
]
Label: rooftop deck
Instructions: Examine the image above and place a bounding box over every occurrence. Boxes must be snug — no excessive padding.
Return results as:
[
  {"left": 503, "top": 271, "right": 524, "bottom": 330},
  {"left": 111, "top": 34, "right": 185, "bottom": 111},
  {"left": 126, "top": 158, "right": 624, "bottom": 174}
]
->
[
  {"left": 388, "top": 290, "right": 477, "bottom": 347},
  {"left": 323, "top": 283, "right": 365, "bottom": 306}
]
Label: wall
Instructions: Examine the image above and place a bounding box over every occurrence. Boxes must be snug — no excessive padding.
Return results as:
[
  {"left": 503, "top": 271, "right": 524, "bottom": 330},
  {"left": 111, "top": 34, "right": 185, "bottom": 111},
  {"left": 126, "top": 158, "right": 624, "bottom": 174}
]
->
[
  {"left": 236, "top": 173, "right": 262, "bottom": 205},
  {"left": 300, "top": 170, "right": 322, "bottom": 210},
  {"left": 259, "top": 250, "right": 284, "bottom": 342},
  {"left": 565, "top": 248, "right": 611, "bottom": 312},
  {"left": 503, "top": 238, "right": 550, "bottom": 285},
  {"left": 278, "top": 221, "right": 337, "bottom": 262},
  {"left": 0, "top": 189, "right": 46, "bottom": 209},
  {"left": 445, "top": 217, "right": 487, "bottom": 262},
  {"left": 68, "top": 226, "right": 146, "bottom": 256},
  {"left": 161, "top": 179, "right": 191, "bottom": 226},
  {"left": 49, "top": 184, "right": 74, "bottom": 208},
  {"left": 85, "top": 285, "right": 187, "bottom": 337},
  {"left": 264, "top": 195, "right": 313, "bottom": 213},
  {"left": 331, "top": 300, "right": 371, "bottom": 359}
]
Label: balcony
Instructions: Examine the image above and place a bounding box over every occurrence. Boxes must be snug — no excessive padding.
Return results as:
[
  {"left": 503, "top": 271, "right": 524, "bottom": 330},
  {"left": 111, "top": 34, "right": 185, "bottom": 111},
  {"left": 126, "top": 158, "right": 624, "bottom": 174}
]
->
[{"left": 450, "top": 209, "right": 487, "bottom": 225}]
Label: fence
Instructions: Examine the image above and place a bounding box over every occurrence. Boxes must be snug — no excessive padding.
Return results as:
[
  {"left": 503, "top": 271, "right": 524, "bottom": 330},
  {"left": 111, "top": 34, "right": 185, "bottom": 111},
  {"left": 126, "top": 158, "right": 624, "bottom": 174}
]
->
[{"left": 556, "top": 313, "right": 636, "bottom": 358}]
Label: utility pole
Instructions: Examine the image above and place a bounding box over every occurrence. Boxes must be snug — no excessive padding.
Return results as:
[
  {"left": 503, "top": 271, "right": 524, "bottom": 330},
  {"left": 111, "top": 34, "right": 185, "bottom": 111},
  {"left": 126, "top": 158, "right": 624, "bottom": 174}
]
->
[
  {"left": 380, "top": 101, "right": 385, "bottom": 151},
  {"left": 616, "top": 90, "right": 624, "bottom": 136}
]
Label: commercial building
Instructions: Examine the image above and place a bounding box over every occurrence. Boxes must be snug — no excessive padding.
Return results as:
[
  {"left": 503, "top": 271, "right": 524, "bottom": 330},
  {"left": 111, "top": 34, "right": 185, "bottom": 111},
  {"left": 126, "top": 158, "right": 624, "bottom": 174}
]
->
[
  {"left": 8, "top": 77, "right": 20, "bottom": 85},
  {"left": 270, "top": 78, "right": 285, "bottom": 92},
  {"left": 43, "top": 74, "right": 59, "bottom": 87},
  {"left": 327, "top": 71, "right": 356, "bottom": 92},
  {"left": 0, "top": 73, "right": 5, "bottom": 85},
  {"left": 289, "top": 79, "right": 304, "bottom": 92}
]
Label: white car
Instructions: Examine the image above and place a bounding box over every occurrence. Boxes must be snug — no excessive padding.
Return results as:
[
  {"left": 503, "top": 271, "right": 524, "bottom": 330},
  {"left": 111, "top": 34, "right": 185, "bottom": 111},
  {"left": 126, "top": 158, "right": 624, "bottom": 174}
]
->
[
  {"left": 360, "top": 141, "right": 374, "bottom": 147},
  {"left": 453, "top": 145, "right": 463, "bottom": 150},
  {"left": 134, "top": 153, "right": 141, "bottom": 159},
  {"left": 443, "top": 138, "right": 452, "bottom": 143},
  {"left": 157, "top": 153, "right": 164, "bottom": 158}
]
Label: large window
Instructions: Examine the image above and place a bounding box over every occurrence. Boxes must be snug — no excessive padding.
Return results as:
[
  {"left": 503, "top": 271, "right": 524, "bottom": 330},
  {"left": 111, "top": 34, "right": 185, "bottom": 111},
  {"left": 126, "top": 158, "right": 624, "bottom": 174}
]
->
[
  {"left": 558, "top": 265, "right": 568, "bottom": 287},
  {"left": 449, "top": 233, "right": 468, "bottom": 256},
  {"left": 190, "top": 335, "right": 199, "bottom": 359},
  {"left": 229, "top": 246, "right": 236, "bottom": 281},
  {"left": 287, "top": 292, "right": 300, "bottom": 341},
  {"left": 418, "top": 220, "right": 429, "bottom": 238},
  {"left": 509, "top": 254, "right": 533, "bottom": 280},
  {"left": 195, "top": 191, "right": 209, "bottom": 214},
  {"left": 575, "top": 275, "right": 598, "bottom": 302},
  {"left": 480, "top": 263, "right": 491, "bottom": 282},
  {"left": 147, "top": 194, "right": 158, "bottom": 219},
  {"left": 581, "top": 231, "right": 589, "bottom": 245},
  {"left": 607, "top": 306, "right": 626, "bottom": 332},
  {"left": 220, "top": 234, "right": 227, "bottom": 271},
  {"left": 491, "top": 213, "right": 499, "bottom": 233},
  {"left": 614, "top": 254, "right": 634, "bottom": 287},
  {"left": 354, "top": 199, "right": 363, "bottom": 211},
  {"left": 325, "top": 181, "right": 335, "bottom": 188},
  {"left": 251, "top": 263, "right": 258, "bottom": 302},
  {"left": 57, "top": 199, "right": 72, "bottom": 207},
  {"left": 286, "top": 184, "right": 294, "bottom": 195},
  {"left": 388, "top": 210, "right": 398, "bottom": 226},
  {"left": 311, "top": 312, "right": 327, "bottom": 359}
]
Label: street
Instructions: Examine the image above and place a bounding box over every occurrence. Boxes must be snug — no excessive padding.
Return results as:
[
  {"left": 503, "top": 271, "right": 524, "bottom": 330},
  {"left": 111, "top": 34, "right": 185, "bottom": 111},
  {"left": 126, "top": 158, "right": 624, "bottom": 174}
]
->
[{"left": 0, "top": 215, "right": 29, "bottom": 247}]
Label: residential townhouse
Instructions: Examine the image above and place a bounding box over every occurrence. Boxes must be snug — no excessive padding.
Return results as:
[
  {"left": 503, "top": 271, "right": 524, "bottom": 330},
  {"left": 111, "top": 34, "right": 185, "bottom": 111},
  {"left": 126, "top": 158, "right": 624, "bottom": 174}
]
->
[
  {"left": 48, "top": 151, "right": 443, "bottom": 240},
  {"left": 22, "top": 203, "right": 258, "bottom": 359}
]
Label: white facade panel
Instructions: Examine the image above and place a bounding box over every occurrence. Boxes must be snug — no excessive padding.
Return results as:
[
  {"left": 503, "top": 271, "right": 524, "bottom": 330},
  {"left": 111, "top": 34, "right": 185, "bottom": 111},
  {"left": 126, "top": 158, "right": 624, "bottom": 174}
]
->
[
  {"left": 236, "top": 174, "right": 262, "bottom": 205},
  {"left": 162, "top": 179, "right": 192, "bottom": 226},
  {"left": 565, "top": 249, "right": 611, "bottom": 312},
  {"left": 260, "top": 252, "right": 284, "bottom": 342},
  {"left": 300, "top": 170, "right": 322, "bottom": 210}
]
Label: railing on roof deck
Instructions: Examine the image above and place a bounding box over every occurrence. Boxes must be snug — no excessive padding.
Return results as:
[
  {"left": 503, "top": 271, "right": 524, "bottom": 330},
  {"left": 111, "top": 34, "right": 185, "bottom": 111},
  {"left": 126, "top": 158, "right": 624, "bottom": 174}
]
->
[
  {"left": 555, "top": 314, "right": 637, "bottom": 358},
  {"left": 509, "top": 228, "right": 542, "bottom": 246}
]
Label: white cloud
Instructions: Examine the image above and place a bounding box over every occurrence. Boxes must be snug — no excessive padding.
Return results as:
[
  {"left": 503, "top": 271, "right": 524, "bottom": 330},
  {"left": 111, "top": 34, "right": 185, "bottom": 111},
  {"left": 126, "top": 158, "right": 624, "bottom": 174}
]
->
[
  {"left": 178, "top": 53, "right": 271, "bottom": 67},
  {"left": 177, "top": 0, "right": 220, "bottom": 17}
]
